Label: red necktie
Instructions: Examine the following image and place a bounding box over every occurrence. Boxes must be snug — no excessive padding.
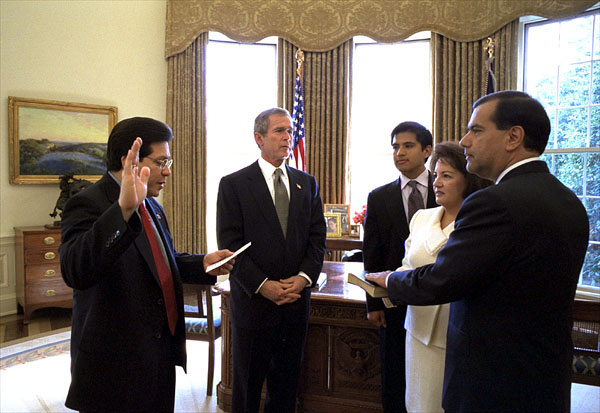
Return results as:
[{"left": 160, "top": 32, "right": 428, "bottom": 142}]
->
[{"left": 139, "top": 202, "right": 178, "bottom": 335}]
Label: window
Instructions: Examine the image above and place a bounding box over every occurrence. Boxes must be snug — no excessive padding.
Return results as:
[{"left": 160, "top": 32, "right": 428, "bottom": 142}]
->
[
  {"left": 349, "top": 35, "right": 432, "bottom": 220},
  {"left": 523, "top": 10, "right": 600, "bottom": 292},
  {"left": 205, "top": 33, "right": 277, "bottom": 252}
]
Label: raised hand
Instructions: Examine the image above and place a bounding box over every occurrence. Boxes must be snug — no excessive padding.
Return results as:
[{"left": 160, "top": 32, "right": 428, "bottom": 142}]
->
[{"left": 119, "top": 137, "right": 150, "bottom": 221}]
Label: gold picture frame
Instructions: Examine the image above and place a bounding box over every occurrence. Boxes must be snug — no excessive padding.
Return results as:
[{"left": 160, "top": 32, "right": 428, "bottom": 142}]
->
[
  {"left": 324, "top": 212, "right": 342, "bottom": 238},
  {"left": 349, "top": 224, "right": 361, "bottom": 238},
  {"left": 8, "top": 96, "right": 118, "bottom": 184},
  {"left": 324, "top": 203, "right": 350, "bottom": 235}
]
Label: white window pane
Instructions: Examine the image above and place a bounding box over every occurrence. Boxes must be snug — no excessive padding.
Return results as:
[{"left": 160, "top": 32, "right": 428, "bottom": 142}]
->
[
  {"left": 205, "top": 38, "right": 277, "bottom": 252},
  {"left": 559, "top": 15, "right": 594, "bottom": 63},
  {"left": 526, "top": 11, "right": 600, "bottom": 289},
  {"left": 349, "top": 40, "right": 431, "bottom": 216}
]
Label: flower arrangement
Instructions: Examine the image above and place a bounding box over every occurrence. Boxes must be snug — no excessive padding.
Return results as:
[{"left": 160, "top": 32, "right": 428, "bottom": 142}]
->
[{"left": 353, "top": 205, "right": 367, "bottom": 225}]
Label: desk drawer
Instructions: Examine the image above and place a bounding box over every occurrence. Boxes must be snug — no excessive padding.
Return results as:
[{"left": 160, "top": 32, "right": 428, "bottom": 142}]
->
[
  {"left": 24, "top": 249, "right": 60, "bottom": 265},
  {"left": 25, "top": 279, "right": 72, "bottom": 305},
  {"left": 23, "top": 232, "right": 61, "bottom": 249},
  {"left": 25, "top": 263, "right": 62, "bottom": 283}
]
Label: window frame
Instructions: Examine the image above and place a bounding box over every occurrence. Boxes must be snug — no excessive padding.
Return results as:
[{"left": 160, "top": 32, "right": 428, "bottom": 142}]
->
[{"left": 519, "top": 9, "right": 600, "bottom": 298}]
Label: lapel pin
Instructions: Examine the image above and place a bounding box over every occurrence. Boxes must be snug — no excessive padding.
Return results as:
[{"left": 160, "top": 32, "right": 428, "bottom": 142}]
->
[
  {"left": 156, "top": 214, "right": 162, "bottom": 220},
  {"left": 296, "top": 184, "right": 302, "bottom": 190}
]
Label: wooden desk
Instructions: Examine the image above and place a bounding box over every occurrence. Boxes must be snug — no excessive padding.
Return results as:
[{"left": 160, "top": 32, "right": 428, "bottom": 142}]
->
[
  {"left": 325, "top": 237, "right": 363, "bottom": 262},
  {"left": 216, "top": 261, "right": 382, "bottom": 412},
  {"left": 326, "top": 237, "right": 362, "bottom": 251}
]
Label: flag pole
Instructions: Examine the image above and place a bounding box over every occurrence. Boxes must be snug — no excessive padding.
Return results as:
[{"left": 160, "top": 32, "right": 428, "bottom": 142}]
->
[
  {"left": 292, "top": 49, "right": 306, "bottom": 171},
  {"left": 484, "top": 37, "right": 496, "bottom": 95},
  {"left": 296, "top": 49, "right": 304, "bottom": 81}
]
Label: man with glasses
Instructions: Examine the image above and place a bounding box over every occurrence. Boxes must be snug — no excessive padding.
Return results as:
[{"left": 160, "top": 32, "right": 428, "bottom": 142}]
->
[{"left": 59, "top": 117, "right": 234, "bottom": 412}]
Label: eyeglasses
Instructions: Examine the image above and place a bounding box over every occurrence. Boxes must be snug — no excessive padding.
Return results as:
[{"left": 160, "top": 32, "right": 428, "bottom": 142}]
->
[{"left": 145, "top": 156, "right": 173, "bottom": 170}]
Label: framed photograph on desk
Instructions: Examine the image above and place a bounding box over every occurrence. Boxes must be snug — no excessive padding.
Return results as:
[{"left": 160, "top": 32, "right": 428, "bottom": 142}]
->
[
  {"left": 324, "top": 212, "right": 342, "bottom": 238},
  {"left": 349, "top": 224, "right": 361, "bottom": 238},
  {"left": 324, "top": 204, "right": 350, "bottom": 235}
]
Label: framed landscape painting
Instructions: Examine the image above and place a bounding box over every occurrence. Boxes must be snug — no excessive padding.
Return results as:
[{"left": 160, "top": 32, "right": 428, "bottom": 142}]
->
[{"left": 8, "top": 96, "right": 118, "bottom": 184}]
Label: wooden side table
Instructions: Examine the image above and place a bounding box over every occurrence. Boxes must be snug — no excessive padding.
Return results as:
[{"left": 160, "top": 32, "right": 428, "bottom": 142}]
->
[{"left": 14, "top": 226, "right": 73, "bottom": 323}]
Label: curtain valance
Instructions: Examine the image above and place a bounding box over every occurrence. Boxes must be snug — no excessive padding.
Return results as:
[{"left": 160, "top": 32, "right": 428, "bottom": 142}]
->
[{"left": 166, "top": 0, "right": 597, "bottom": 57}]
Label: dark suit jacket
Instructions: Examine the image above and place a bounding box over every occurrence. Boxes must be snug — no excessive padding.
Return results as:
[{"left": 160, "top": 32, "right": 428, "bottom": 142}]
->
[
  {"left": 363, "top": 172, "right": 436, "bottom": 312},
  {"left": 387, "top": 161, "right": 589, "bottom": 412},
  {"left": 216, "top": 161, "right": 326, "bottom": 329},
  {"left": 59, "top": 173, "right": 214, "bottom": 411}
]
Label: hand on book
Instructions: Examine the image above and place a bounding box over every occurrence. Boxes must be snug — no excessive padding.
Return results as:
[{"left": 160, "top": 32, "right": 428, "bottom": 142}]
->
[{"left": 365, "top": 271, "right": 391, "bottom": 288}]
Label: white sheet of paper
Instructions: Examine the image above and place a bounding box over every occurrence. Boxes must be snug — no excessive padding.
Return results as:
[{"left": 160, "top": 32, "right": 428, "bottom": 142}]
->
[{"left": 206, "top": 241, "right": 251, "bottom": 272}]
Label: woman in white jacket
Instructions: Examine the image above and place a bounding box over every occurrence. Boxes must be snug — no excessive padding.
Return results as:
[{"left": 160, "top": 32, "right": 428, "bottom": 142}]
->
[{"left": 399, "top": 141, "right": 491, "bottom": 412}]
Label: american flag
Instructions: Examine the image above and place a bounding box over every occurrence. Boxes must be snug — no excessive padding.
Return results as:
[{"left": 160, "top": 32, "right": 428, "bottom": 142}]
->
[
  {"left": 291, "top": 69, "right": 306, "bottom": 171},
  {"left": 485, "top": 57, "right": 496, "bottom": 95},
  {"left": 484, "top": 37, "right": 496, "bottom": 95}
]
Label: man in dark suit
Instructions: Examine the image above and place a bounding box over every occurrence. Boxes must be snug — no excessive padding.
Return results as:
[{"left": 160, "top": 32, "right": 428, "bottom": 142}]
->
[
  {"left": 59, "top": 117, "right": 234, "bottom": 412},
  {"left": 367, "top": 91, "right": 589, "bottom": 412},
  {"left": 363, "top": 121, "right": 436, "bottom": 413},
  {"left": 216, "top": 108, "right": 326, "bottom": 413}
]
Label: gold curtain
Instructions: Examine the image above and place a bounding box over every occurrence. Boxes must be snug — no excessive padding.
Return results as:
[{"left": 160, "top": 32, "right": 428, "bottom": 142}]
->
[
  {"left": 279, "top": 39, "right": 352, "bottom": 205},
  {"left": 432, "top": 21, "right": 519, "bottom": 144},
  {"left": 165, "top": 0, "right": 596, "bottom": 57},
  {"left": 163, "top": 33, "right": 209, "bottom": 254}
]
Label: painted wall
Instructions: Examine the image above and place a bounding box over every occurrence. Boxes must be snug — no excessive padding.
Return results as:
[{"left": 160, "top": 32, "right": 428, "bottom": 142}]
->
[{"left": 0, "top": 0, "right": 168, "bottom": 314}]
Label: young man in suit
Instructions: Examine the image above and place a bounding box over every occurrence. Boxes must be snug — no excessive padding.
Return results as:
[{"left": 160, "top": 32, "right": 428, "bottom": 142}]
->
[
  {"left": 59, "top": 117, "right": 234, "bottom": 412},
  {"left": 216, "top": 108, "right": 326, "bottom": 412},
  {"left": 367, "top": 91, "right": 589, "bottom": 412},
  {"left": 363, "top": 121, "right": 436, "bottom": 413}
]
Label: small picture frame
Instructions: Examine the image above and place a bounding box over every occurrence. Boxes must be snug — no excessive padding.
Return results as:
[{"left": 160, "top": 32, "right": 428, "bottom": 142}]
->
[
  {"left": 324, "top": 204, "right": 350, "bottom": 235},
  {"left": 349, "top": 224, "right": 361, "bottom": 238},
  {"left": 8, "top": 96, "right": 118, "bottom": 184},
  {"left": 324, "top": 212, "right": 342, "bottom": 238}
]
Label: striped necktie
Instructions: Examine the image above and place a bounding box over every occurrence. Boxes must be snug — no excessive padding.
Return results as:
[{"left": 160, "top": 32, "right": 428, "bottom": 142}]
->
[
  {"left": 273, "top": 168, "right": 289, "bottom": 237},
  {"left": 407, "top": 180, "right": 425, "bottom": 223}
]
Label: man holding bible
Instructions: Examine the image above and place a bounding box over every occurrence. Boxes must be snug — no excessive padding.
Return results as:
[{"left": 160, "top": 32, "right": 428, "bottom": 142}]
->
[{"left": 367, "top": 91, "right": 589, "bottom": 412}]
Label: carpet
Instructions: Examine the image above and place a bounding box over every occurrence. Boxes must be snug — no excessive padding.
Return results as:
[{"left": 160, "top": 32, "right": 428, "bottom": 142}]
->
[
  {"left": 1, "top": 330, "right": 598, "bottom": 413},
  {"left": 0, "top": 329, "right": 222, "bottom": 413}
]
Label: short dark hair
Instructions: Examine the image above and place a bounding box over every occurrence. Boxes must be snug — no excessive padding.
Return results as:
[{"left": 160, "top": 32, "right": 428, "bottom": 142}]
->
[
  {"left": 390, "top": 121, "right": 433, "bottom": 150},
  {"left": 105, "top": 117, "right": 173, "bottom": 171},
  {"left": 430, "top": 141, "right": 492, "bottom": 198},
  {"left": 473, "top": 91, "right": 550, "bottom": 154},
  {"left": 254, "top": 108, "right": 291, "bottom": 135}
]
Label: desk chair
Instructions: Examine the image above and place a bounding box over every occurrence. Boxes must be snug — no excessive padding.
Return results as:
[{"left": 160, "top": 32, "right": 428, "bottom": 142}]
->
[
  {"left": 572, "top": 299, "right": 600, "bottom": 386},
  {"left": 183, "top": 284, "right": 222, "bottom": 396}
]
